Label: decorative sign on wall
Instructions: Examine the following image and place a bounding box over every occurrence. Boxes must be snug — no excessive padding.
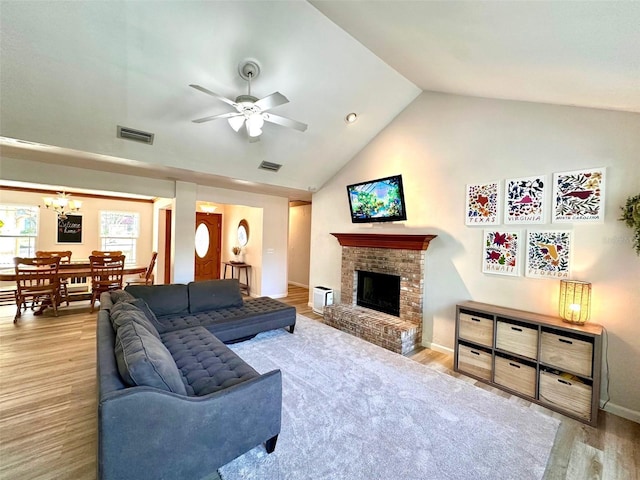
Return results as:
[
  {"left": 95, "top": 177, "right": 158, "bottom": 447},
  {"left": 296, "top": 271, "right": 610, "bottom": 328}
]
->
[
  {"left": 57, "top": 214, "right": 83, "bottom": 244},
  {"left": 525, "top": 230, "right": 571, "bottom": 279},
  {"left": 504, "top": 175, "right": 546, "bottom": 224},
  {"left": 482, "top": 229, "right": 521, "bottom": 276},
  {"left": 465, "top": 181, "right": 500, "bottom": 225},
  {"left": 552, "top": 167, "right": 606, "bottom": 223}
]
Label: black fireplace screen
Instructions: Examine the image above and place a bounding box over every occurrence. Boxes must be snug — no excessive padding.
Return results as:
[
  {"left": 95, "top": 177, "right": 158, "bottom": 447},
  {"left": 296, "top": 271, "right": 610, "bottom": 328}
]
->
[{"left": 356, "top": 270, "right": 400, "bottom": 317}]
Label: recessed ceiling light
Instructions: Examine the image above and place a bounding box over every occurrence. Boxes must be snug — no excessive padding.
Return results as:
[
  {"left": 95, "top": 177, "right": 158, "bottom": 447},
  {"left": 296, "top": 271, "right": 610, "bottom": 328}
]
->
[{"left": 344, "top": 112, "right": 358, "bottom": 124}]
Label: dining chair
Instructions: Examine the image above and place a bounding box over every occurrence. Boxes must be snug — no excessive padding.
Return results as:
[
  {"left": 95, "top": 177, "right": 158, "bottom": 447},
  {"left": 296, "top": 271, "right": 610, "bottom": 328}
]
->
[
  {"left": 89, "top": 254, "right": 125, "bottom": 312},
  {"left": 36, "top": 250, "right": 72, "bottom": 306},
  {"left": 14, "top": 256, "right": 61, "bottom": 323},
  {"left": 126, "top": 252, "right": 158, "bottom": 286},
  {"left": 91, "top": 250, "right": 123, "bottom": 257}
]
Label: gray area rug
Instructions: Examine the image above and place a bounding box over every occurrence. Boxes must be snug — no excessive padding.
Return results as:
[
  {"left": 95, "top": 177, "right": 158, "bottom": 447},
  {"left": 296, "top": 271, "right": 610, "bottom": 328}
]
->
[{"left": 219, "top": 315, "right": 560, "bottom": 480}]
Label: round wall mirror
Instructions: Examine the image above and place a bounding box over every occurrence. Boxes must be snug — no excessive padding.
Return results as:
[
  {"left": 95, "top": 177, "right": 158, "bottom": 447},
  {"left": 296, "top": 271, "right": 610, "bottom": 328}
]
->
[{"left": 237, "top": 219, "right": 249, "bottom": 247}]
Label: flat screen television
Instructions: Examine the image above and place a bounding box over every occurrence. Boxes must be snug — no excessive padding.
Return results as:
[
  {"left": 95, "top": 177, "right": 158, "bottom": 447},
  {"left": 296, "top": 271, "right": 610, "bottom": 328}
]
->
[{"left": 346, "top": 174, "right": 407, "bottom": 223}]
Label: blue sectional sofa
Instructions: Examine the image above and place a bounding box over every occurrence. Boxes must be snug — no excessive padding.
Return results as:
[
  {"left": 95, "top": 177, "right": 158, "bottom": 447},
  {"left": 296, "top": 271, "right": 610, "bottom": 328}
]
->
[{"left": 97, "top": 279, "right": 296, "bottom": 480}]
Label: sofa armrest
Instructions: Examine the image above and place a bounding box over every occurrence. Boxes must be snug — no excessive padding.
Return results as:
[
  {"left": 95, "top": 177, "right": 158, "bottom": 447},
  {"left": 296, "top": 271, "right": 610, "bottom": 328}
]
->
[{"left": 98, "top": 369, "right": 282, "bottom": 480}]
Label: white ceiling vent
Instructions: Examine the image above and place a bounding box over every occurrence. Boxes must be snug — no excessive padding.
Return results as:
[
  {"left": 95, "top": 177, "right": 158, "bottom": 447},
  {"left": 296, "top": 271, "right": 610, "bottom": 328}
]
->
[
  {"left": 259, "top": 161, "right": 282, "bottom": 172},
  {"left": 117, "top": 125, "right": 154, "bottom": 145}
]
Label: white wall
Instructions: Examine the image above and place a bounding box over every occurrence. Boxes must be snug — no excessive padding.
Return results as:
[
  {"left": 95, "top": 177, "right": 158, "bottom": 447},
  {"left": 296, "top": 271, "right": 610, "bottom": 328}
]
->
[
  {"left": 197, "top": 185, "right": 289, "bottom": 298},
  {"left": 288, "top": 204, "right": 311, "bottom": 288},
  {"left": 310, "top": 91, "right": 640, "bottom": 421},
  {"left": 0, "top": 157, "right": 175, "bottom": 199},
  {"left": 171, "top": 182, "right": 197, "bottom": 283},
  {"left": 222, "top": 205, "right": 263, "bottom": 295}
]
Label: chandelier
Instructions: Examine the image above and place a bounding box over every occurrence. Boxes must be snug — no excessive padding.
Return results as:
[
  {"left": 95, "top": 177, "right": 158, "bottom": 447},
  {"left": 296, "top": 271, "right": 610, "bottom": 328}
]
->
[{"left": 42, "top": 192, "right": 82, "bottom": 219}]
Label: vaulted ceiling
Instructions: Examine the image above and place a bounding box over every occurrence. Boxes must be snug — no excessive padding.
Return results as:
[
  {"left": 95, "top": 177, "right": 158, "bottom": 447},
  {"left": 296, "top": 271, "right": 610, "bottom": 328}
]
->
[{"left": 1, "top": 1, "right": 638, "bottom": 200}]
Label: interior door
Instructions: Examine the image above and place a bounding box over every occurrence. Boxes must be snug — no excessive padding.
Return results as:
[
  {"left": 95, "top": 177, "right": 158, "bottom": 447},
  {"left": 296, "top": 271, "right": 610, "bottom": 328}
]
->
[
  {"left": 194, "top": 213, "right": 222, "bottom": 282},
  {"left": 163, "top": 209, "right": 172, "bottom": 284}
]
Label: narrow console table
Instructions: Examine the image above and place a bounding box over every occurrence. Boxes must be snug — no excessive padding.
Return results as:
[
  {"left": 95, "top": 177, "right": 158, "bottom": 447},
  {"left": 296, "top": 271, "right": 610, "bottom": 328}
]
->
[
  {"left": 454, "top": 301, "right": 603, "bottom": 426},
  {"left": 223, "top": 262, "right": 251, "bottom": 296}
]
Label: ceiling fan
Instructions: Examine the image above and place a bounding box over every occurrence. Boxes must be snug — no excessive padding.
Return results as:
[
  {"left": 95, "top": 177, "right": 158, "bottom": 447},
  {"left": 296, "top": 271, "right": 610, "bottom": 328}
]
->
[{"left": 190, "top": 60, "right": 308, "bottom": 140}]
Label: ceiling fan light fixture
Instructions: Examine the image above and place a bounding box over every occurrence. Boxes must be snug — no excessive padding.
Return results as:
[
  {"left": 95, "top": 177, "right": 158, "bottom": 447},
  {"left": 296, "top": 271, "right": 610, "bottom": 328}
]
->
[
  {"left": 228, "top": 116, "right": 245, "bottom": 132},
  {"left": 246, "top": 113, "right": 264, "bottom": 137}
]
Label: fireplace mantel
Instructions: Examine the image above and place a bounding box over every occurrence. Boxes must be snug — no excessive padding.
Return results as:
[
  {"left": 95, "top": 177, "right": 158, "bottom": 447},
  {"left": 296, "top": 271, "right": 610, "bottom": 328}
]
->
[{"left": 331, "top": 233, "right": 437, "bottom": 251}]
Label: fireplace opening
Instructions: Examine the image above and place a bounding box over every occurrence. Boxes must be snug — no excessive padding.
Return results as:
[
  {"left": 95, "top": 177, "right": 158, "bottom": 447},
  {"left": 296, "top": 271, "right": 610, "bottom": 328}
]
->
[{"left": 356, "top": 270, "right": 400, "bottom": 317}]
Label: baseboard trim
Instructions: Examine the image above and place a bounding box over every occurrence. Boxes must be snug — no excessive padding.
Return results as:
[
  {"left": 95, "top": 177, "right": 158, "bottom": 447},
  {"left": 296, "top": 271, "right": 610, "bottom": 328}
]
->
[
  {"left": 601, "top": 401, "right": 640, "bottom": 424},
  {"left": 423, "top": 342, "right": 454, "bottom": 355},
  {"left": 288, "top": 281, "right": 309, "bottom": 289},
  {"left": 269, "top": 293, "right": 287, "bottom": 299}
]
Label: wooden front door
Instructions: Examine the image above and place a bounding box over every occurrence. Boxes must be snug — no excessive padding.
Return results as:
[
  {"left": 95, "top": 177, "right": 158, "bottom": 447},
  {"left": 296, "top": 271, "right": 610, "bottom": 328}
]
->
[{"left": 194, "top": 213, "right": 222, "bottom": 282}]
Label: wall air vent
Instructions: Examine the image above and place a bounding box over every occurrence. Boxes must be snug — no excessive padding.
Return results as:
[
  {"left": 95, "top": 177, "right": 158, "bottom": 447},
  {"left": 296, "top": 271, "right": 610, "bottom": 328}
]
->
[
  {"left": 259, "top": 161, "right": 282, "bottom": 172},
  {"left": 117, "top": 126, "right": 154, "bottom": 145}
]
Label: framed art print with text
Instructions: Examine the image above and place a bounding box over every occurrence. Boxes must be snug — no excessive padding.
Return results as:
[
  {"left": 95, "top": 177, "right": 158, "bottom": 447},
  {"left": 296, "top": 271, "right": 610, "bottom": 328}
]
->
[
  {"left": 553, "top": 167, "right": 606, "bottom": 223},
  {"left": 466, "top": 181, "right": 500, "bottom": 226},
  {"left": 504, "top": 175, "right": 546, "bottom": 224},
  {"left": 482, "top": 229, "right": 521, "bottom": 276},
  {"left": 57, "top": 214, "right": 83, "bottom": 244},
  {"left": 526, "top": 230, "right": 571, "bottom": 279}
]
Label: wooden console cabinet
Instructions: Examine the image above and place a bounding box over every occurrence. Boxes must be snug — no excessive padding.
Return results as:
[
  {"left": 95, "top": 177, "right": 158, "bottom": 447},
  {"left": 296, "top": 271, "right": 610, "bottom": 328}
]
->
[{"left": 454, "top": 301, "right": 603, "bottom": 426}]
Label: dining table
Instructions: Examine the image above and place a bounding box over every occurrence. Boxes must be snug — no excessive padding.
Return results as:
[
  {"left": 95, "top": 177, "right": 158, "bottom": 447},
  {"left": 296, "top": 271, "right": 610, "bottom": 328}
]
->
[
  {"left": 0, "top": 261, "right": 147, "bottom": 282},
  {"left": 1, "top": 261, "right": 147, "bottom": 314}
]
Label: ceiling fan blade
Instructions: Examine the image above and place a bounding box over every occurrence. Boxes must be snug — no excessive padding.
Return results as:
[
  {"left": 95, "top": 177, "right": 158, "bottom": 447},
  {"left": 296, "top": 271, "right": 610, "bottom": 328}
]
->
[
  {"left": 263, "top": 113, "right": 308, "bottom": 132},
  {"left": 192, "top": 112, "right": 243, "bottom": 124},
  {"left": 254, "top": 92, "right": 289, "bottom": 111},
  {"left": 189, "top": 84, "right": 238, "bottom": 108}
]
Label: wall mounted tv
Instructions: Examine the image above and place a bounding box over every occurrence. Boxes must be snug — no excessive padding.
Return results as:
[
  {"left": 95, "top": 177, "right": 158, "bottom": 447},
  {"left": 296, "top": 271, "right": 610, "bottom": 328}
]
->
[{"left": 346, "top": 174, "right": 407, "bottom": 223}]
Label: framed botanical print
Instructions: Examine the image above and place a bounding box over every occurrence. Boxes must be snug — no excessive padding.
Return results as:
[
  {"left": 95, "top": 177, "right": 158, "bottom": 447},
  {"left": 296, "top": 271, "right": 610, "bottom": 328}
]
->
[
  {"left": 482, "top": 229, "right": 521, "bottom": 276},
  {"left": 504, "top": 175, "right": 546, "bottom": 224},
  {"left": 465, "top": 181, "right": 500, "bottom": 226},
  {"left": 552, "top": 167, "right": 606, "bottom": 223},
  {"left": 525, "top": 230, "right": 572, "bottom": 279}
]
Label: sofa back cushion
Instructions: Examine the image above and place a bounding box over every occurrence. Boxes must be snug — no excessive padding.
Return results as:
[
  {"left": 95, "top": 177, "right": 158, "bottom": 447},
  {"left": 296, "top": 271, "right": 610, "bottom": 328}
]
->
[
  {"left": 110, "top": 302, "right": 162, "bottom": 339},
  {"left": 110, "top": 289, "right": 136, "bottom": 305},
  {"left": 188, "top": 279, "right": 244, "bottom": 314},
  {"left": 114, "top": 322, "right": 186, "bottom": 395},
  {"left": 127, "top": 298, "right": 166, "bottom": 332},
  {"left": 125, "top": 284, "right": 189, "bottom": 316}
]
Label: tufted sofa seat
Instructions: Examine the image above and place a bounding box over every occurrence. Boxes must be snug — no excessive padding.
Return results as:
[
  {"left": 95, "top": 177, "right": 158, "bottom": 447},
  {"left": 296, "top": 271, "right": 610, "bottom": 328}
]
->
[
  {"left": 97, "top": 279, "right": 294, "bottom": 480},
  {"left": 151, "top": 296, "right": 297, "bottom": 342},
  {"left": 161, "top": 326, "right": 260, "bottom": 396}
]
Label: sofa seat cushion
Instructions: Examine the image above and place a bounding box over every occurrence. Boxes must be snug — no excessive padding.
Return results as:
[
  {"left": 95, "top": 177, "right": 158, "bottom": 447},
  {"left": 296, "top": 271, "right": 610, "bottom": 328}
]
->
[
  {"left": 161, "top": 327, "right": 259, "bottom": 397},
  {"left": 115, "top": 322, "right": 187, "bottom": 395},
  {"left": 156, "top": 297, "right": 295, "bottom": 334}
]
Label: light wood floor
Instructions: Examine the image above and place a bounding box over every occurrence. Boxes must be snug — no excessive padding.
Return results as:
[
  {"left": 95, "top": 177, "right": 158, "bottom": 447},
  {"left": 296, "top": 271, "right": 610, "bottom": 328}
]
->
[{"left": 0, "top": 285, "right": 638, "bottom": 480}]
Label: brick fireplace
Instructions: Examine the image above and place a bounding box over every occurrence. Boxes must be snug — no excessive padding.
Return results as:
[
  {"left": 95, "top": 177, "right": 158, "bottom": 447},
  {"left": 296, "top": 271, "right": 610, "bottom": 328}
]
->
[{"left": 324, "top": 233, "right": 436, "bottom": 354}]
